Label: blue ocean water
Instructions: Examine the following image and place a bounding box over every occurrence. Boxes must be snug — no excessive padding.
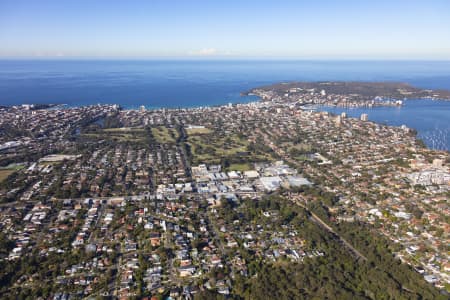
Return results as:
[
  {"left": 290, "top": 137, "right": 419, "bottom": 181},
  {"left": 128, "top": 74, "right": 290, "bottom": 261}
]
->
[{"left": 0, "top": 60, "right": 449, "bottom": 150}]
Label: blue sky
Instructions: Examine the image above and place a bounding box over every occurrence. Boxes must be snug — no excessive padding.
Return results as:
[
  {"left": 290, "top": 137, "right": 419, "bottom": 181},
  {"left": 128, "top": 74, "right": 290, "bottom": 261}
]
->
[{"left": 0, "top": 0, "right": 449, "bottom": 59}]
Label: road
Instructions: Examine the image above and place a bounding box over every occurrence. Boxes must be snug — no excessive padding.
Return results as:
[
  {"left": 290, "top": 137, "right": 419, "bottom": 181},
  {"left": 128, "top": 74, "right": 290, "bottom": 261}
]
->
[
  {"left": 177, "top": 125, "right": 192, "bottom": 179},
  {"left": 290, "top": 195, "right": 367, "bottom": 261},
  {"left": 256, "top": 128, "right": 367, "bottom": 262}
]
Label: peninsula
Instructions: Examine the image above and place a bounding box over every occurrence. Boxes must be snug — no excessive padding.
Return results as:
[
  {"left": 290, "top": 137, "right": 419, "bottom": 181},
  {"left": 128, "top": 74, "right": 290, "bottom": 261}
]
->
[
  {"left": 0, "top": 91, "right": 448, "bottom": 299},
  {"left": 245, "top": 81, "right": 450, "bottom": 108}
]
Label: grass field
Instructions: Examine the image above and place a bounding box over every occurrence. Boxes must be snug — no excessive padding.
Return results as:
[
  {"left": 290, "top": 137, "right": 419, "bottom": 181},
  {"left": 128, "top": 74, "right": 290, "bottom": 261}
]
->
[
  {"left": 103, "top": 127, "right": 144, "bottom": 133},
  {"left": 286, "top": 143, "right": 314, "bottom": 162},
  {"left": 151, "top": 126, "right": 178, "bottom": 144},
  {"left": 186, "top": 127, "right": 212, "bottom": 135},
  {"left": 188, "top": 132, "right": 272, "bottom": 165},
  {"left": 0, "top": 169, "right": 16, "bottom": 182},
  {"left": 0, "top": 164, "right": 26, "bottom": 182},
  {"left": 188, "top": 133, "right": 247, "bottom": 163},
  {"left": 1, "top": 164, "right": 25, "bottom": 171},
  {"left": 288, "top": 143, "right": 312, "bottom": 152},
  {"left": 227, "top": 163, "right": 252, "bottom": 172},
  {"left": 82, "top": 127, "right": 147, "bottom": 142}
]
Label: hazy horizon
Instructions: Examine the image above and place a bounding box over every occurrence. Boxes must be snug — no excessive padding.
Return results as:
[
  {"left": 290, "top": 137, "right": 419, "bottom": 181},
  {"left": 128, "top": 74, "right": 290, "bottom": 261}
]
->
[{"left": 1, "top": 0, "right": 449, "bottom": 59}]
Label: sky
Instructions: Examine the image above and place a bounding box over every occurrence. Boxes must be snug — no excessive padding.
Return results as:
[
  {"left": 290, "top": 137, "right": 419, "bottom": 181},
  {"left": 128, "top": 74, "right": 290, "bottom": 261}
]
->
[{"left": 0, "top": 0, "right": 449, "bottom": 59}]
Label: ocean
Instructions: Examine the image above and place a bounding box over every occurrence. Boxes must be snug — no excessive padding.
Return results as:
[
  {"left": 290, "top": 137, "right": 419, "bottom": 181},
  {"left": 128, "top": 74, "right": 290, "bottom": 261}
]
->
[{"left": 0, "top": 59, "right": 449, "bottom": 150}]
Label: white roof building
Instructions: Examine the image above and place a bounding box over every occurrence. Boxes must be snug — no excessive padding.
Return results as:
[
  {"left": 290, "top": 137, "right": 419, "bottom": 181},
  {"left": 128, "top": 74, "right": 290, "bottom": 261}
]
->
[{"left": 259, "top": 176, "right": 282, "bottom": 191}]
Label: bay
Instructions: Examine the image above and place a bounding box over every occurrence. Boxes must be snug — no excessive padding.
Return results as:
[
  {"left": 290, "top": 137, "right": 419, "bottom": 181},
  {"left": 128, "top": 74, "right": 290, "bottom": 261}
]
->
[
  {"left": 0, "top": 59, "right": 449, "bottom": 150},
  {"left": 318, "top": 99, "right": 450, "bottom": 151}
]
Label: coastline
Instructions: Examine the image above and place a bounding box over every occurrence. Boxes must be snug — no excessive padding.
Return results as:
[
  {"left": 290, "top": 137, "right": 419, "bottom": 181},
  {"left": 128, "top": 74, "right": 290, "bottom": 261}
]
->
[
  {"left": 313, "top": 100, "right": 450, "bottom": 152},
  {"left": 2, "top": 83, "right": 450, "bottom": 151},
  {"left": 5, "top": 99, "right": 450, "bottom": 152}
]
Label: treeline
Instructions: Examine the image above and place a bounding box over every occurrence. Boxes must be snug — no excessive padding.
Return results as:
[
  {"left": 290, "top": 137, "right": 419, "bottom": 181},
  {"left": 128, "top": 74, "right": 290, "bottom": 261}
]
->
[
  {"left": 231, "top": 224, "right": 444, "bottom": 299},
  {"left": 213, "top": 193, "right": 444, "bottom": 299}
]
